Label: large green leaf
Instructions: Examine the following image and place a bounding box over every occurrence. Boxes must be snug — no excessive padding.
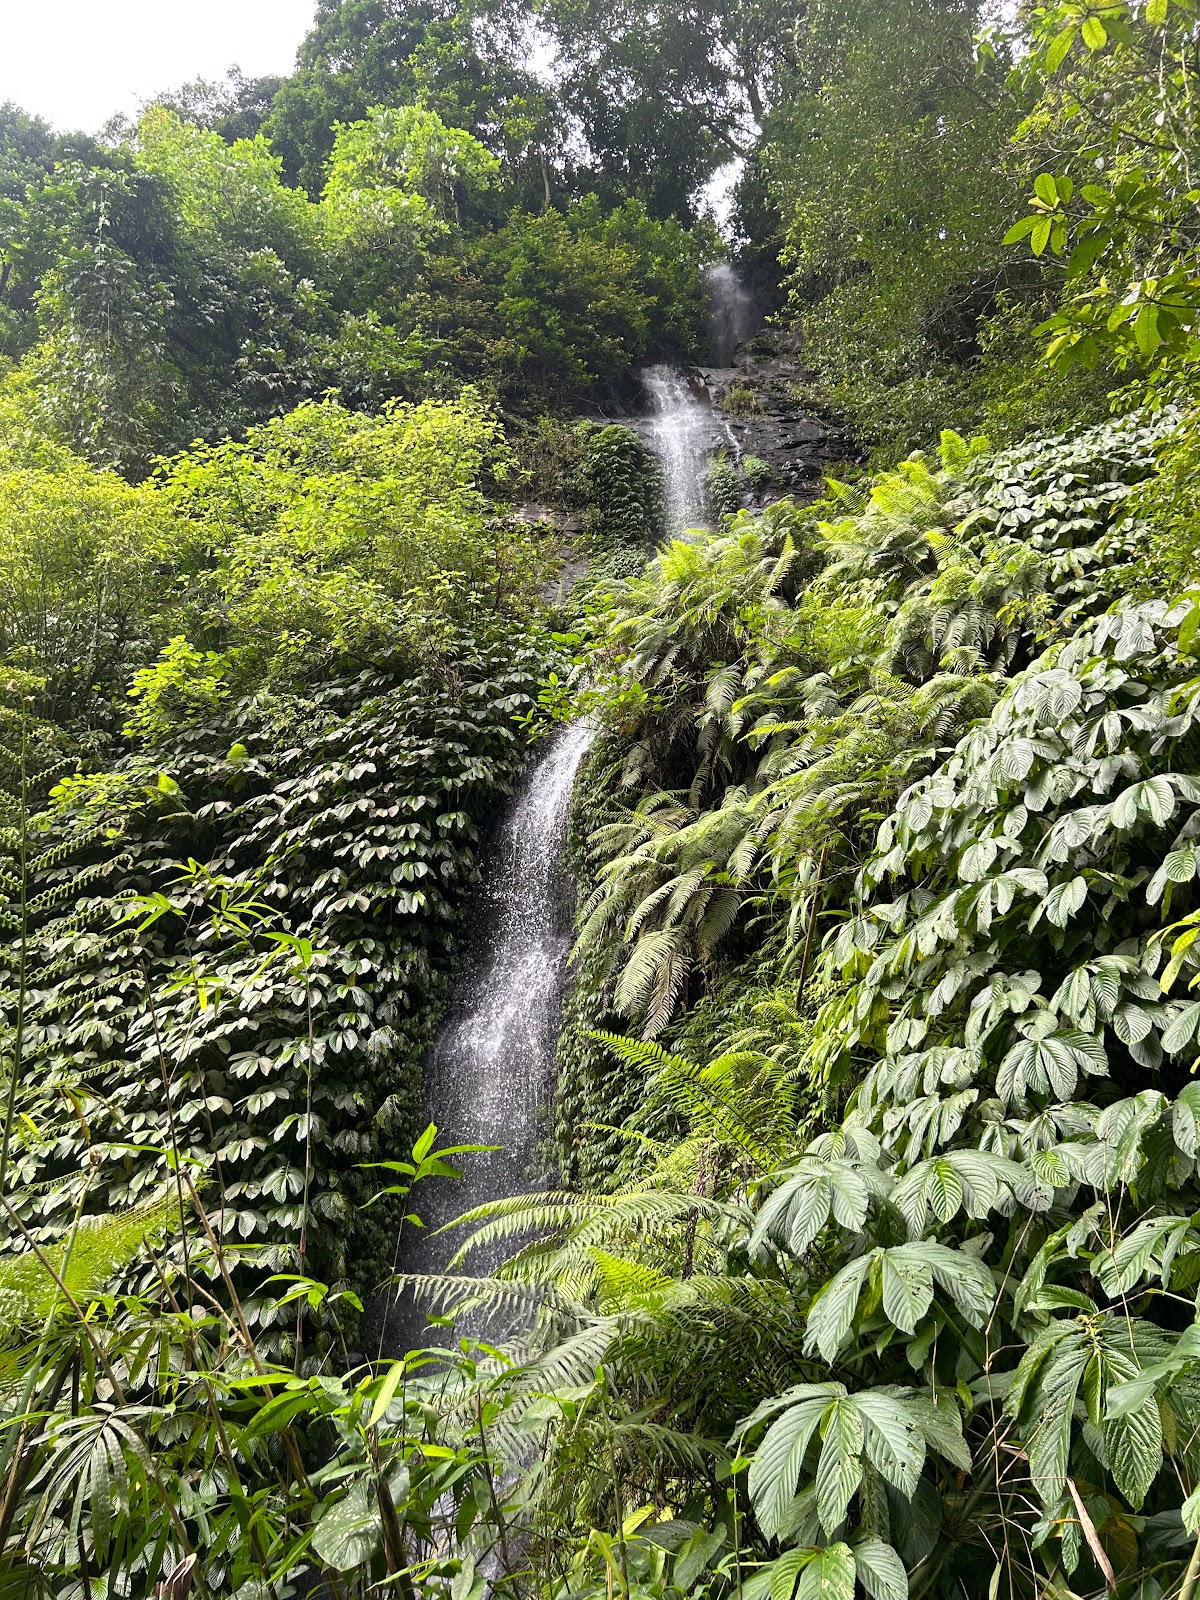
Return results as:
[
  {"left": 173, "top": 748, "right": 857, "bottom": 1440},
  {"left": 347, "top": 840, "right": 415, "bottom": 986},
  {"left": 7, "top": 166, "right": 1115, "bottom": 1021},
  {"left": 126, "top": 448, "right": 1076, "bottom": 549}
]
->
[
  {"left": 747, "top": 1390, "right": 839, "bottom": 1540},
  {"left": 816, "top": 1399, "right": 866, "bottom": 1533},
  {"left": 806, "top": 1256, "right": 874, "bottom": 1363},
  {"left": 312, "top": 1480, "right": 381, "bottom": 1570},
  {"left": 797, "top": 1543, "right": 856, "bottom": 1600},
  {"left": 853, "top": 1539, "right": 909, "bottom": 1600}
]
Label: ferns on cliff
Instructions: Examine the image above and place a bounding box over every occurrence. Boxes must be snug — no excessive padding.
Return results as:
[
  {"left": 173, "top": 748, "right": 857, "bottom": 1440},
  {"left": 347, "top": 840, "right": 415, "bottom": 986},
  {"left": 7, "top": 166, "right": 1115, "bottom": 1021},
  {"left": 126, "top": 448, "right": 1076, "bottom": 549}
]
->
[{"left": 568, "top": 413, "right": 1173, "bottom": 1047}]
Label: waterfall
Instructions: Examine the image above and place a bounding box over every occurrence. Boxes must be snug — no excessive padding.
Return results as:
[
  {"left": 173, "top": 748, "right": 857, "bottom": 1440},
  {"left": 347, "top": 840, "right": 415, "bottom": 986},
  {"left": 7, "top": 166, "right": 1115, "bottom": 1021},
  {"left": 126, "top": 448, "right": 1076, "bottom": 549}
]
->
[
  {"left": 706, "top": 262, "right": 758, "bottom": 365},
  {"left": 389, "top": 719, "right": 592, "bottom": 1342},
  {"left": 641, "top": 364, "right": 711, "bottom": 536}
]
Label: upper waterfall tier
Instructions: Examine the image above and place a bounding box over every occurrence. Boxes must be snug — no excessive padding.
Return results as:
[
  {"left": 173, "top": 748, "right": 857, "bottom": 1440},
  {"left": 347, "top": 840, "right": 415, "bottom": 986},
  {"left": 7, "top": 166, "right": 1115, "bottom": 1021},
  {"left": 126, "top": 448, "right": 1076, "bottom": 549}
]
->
[
  {"left": 641, "top": 364, "right": 713, "bottom": 535},
  {"left": 626, "top": 333, "right": 850, "bottom": 520},
  {"left": 706, "top": 262, "right": 760, "bottom": 366}
]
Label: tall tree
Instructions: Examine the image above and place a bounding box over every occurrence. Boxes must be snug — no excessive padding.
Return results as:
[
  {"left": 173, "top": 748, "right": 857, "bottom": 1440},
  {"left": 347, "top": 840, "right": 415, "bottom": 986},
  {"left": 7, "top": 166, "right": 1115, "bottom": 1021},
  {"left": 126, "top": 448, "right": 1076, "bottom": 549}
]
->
[
  {"left": 149, "top": 67, "right": 286, "bottom": 145},
  {"left": 538, "top": 0, "right": 788, "bottom": 215},
  {"left": 264, "top": 0, "right": 551, "bottom": 196},
  {"left": 757, "top": 0, "right": 1025, "bottom": 448}
]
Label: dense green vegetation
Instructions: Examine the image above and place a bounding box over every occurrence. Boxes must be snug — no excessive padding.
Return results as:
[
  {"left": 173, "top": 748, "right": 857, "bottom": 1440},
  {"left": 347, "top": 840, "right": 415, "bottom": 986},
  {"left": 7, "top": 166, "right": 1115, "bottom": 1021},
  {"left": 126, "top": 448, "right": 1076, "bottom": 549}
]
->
[{"left": 2, "top": 0, "right": 1200, "bottom": 1595}]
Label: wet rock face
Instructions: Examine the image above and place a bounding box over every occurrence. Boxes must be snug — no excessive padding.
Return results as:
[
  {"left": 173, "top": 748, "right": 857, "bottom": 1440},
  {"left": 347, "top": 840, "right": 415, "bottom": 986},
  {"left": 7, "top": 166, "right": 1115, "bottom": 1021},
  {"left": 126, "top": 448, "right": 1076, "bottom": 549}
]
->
[
  {"left": 626, "top": 330, "right": 854, "bottom": 511},
  {"left": 699, "top": 332, "right": 854, "bottom": 504}
]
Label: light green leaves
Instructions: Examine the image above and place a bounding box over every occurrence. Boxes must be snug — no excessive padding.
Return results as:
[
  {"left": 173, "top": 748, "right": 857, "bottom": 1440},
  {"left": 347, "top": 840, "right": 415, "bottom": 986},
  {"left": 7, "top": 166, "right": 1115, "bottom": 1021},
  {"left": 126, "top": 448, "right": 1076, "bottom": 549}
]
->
[
  {"left": 996, "top": 1022, "right": 1107, "bottom": 1105},
  {"left": 817, "top": 1399, "right": 867, "bottom": 1531},
  {"left": 1005, "top": 175, "right": 1073, "bottom": 256},
  {"left": 1036, "top": 173, "right": 1072, "bottom": 207},
  {"left": 799, "top": 1543, "right": 857, "bottom": 1600},
  {"left": 892, "top": 1149, "right": 1028, "bottom": 1233},
  {"left": 1173, "top": 1082, "right": 1200, "bottom": 1155},
  {"left": 1109, "top": 775, "right": 1188, "bottom": 832},
  {"left": 882, "top": 1251, "right": 937, "bottom": 1333},
  {"left": 851, "top": 1540, "right": 909, "bottom": 1600},
  {"left": 757, "top": 1542, "right": 859, "bottom": 1600},
  {"left": 1031, "top": 874, "right": 1087, "bottom": 929},
  {"left": 740, "top": 1384, "right": 843, "bottom": 1539},
  {"left": 1045, "top": 23, "right": 1079, "bottom": 68},
  {"left": 805, "top": 1257, "right": 875, "bottom": 1365},
  {"left": 1032, "top": 217, "right": 1055, "bottom": 256}
]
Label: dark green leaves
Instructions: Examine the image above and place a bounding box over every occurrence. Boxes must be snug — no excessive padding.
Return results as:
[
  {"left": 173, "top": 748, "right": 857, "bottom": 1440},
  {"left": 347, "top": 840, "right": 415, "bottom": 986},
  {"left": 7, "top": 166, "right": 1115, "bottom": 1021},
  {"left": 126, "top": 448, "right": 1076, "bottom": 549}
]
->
[
  {"left": 739, "top": 1382, "right": 968, "bottom": 1541},
  {"left": 805, "top": 1244, "right": 994, "bottom": 1361}
]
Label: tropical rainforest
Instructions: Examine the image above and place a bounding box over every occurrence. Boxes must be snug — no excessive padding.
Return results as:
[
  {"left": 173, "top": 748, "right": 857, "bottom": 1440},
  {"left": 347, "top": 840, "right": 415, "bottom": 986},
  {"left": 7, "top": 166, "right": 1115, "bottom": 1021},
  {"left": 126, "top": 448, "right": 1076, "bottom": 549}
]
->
[{"left": 1, "top": 0, "right": 1200, "bottom": 1596}]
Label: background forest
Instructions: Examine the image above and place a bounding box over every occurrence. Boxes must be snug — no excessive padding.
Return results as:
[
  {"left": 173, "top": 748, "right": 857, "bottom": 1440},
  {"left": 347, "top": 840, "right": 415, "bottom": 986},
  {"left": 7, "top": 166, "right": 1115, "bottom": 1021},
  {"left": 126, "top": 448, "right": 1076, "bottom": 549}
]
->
[{"left": 2, "top": 0, "right": 1200, "bottom": 1596}]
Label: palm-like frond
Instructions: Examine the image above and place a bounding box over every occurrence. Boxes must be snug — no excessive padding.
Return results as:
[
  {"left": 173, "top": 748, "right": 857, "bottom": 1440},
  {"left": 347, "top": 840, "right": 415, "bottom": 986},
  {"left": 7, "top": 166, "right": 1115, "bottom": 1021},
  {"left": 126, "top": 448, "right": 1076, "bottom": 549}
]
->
[{"left": 0, "top": 1192, "right": 178, "bottom": 1340}]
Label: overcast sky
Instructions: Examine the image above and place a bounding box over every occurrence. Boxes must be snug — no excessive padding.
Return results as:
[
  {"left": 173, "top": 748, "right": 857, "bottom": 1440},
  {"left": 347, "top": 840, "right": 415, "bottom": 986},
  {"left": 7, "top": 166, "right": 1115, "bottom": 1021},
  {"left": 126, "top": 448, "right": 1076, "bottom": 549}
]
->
[{"left": 0, "top": 0, "right": 317, "bottom": 134}]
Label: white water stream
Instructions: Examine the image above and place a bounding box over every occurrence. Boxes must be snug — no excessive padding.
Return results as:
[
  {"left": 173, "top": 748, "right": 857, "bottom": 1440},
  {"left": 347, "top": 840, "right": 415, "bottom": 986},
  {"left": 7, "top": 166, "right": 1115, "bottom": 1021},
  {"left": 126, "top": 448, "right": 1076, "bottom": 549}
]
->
[
  {"left": 392, "top": 720, "right": 592, "bottom": 1340},
  {"left": 706, "top": 262, "right": 758, "bottom": 365},
  {"left": 641, "top": 364, "right": 712, "bottom": 535},
  {"left": 391, "top": 270, "right": 762, "bottom": 1347},
  {"left": 638, "top": 267, "right": 762, "bottom": 536}
]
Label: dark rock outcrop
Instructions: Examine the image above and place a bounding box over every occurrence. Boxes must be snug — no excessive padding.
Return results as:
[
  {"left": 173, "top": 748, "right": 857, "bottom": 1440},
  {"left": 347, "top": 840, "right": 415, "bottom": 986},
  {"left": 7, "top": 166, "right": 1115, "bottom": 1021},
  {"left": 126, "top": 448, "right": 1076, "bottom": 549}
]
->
[{"left": 615, "top": 331, "right": 855, "bottom": 511}]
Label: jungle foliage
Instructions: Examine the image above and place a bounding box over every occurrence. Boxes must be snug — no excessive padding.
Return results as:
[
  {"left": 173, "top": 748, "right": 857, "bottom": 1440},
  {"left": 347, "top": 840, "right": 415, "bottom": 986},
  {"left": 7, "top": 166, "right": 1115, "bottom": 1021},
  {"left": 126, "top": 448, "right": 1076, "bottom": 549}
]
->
[
  {"left": 0, "top": 97, "right": 713, "bottom": 473},
  {"left": 2, "top": 0, "right": 1200, "bottom": 1595},
  {"left": 524, "top": 410, "right": 1200, "bottom": 1600},
  {"left": 751, "top": 0, "right": 1200, "bottom": 452}
]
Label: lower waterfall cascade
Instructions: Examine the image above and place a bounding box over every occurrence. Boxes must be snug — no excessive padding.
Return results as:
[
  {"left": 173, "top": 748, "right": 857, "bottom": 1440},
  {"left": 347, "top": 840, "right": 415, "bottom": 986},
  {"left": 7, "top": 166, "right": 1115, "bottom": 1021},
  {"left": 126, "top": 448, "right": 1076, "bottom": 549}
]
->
[
  {"left": 389, "top": 277, "right": 828, "bottom": 1348},
  {"left": 391, "top": 718, "right": 593, "bottom": 1341},
  {"left": 389, "top": 353, "right": 723, "bottom": 1342},
  {"left": 391, "top": 311, "right": 752, "bottom": 1345}
]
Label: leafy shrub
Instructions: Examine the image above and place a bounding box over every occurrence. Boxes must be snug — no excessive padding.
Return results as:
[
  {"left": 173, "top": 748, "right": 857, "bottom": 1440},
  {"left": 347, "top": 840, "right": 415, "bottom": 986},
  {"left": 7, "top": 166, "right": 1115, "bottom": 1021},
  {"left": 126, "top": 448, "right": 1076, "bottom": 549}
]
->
[
  {"left": 0, "top": 453, "right": 169, "bottom": 730},
  {"left": 703, "top": 453, "right": 741, "bottom": 517},
  {"left": 1122, "top": 409, "right": 1200, "bottom": 596},
  {"left": 511, "top": 414, "right": 589, "bottom": 508},
  {"left": 579, "top": 423, "right": 664, "bottom": 548},
  {"left": 566, "top": 414, "right": 1168, "bottom": 1050},
  {"left": 740, "top": 452, "right": 772, "bottom": 490},
  {"left": 5, "top": 634, "right": 550, "bottom": 1327},
  {"left": 721, "top": 382, "right": 761, "bottom": 415},
  {"left": 124, "top": 636, "right": 229, "bottom": 744}
]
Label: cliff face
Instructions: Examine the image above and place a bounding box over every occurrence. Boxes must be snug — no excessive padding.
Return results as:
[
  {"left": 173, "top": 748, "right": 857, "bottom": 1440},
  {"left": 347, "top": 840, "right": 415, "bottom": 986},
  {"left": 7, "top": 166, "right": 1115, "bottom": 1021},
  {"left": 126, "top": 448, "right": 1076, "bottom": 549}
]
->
[
  {"left": 515, "top": 327, "right": 855, "bottom": 558},
  {"left": 618, "top": 331, "right": 853, "bottom": 516},
  {"left": 696, "top": 330, "right": 854, "bottom": 504}
]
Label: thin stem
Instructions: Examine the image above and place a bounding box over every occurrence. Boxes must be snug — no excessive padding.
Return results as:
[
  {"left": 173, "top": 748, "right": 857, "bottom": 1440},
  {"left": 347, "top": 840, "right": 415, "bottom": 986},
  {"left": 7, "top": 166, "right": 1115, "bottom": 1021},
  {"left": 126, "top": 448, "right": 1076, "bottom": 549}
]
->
[
  {"left": 295, "top": 968, "right": 315, "bottom": 1369},
  {"left": 1178, "top": 1534, "right": 1200, "bottom": 1600},
  {"left": 795, "top": 840, "right": 830, "bottom": 1010},
  {"left": 0, "top": 714, "right": 30, "bottom": 1200},
  {"left": 142, "top": 960, "right": 195, "bottom": 1316}
]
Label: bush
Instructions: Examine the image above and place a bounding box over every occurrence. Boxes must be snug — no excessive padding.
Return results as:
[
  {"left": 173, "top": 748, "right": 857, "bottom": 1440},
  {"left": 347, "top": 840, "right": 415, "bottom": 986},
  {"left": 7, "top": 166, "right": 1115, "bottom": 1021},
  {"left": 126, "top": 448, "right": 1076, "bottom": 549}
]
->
[
  {"left": 741, "top": 452, "right": 773, "bottom": 490},
  {"left": 704, "top": 452, "right": 741, "bottom": 517},
  {"left": 721, "top": 382, "right": 762, "bottom": 415},
  {"left": 579, "top": 423, "right": 664, "bottom": 547}
]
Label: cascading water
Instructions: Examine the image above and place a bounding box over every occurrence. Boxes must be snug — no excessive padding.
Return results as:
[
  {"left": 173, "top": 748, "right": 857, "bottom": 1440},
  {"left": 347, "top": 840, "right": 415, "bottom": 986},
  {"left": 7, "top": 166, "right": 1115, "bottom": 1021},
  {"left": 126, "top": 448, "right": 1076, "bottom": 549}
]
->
[
  {"left": 641, "top": 364, "right": 711, "bottom": 536},
  {"left": 706, "top": 262, "right": 759, "bottom": 365},
  {"left": 637, "top": 268, "right": 763, "bottom": 536},
  {"left": 388, "top": 261, "right": 765, "bottom": 1348},
  {"left": 389, "top": 719, "right": 592, "bottom": 1343}
]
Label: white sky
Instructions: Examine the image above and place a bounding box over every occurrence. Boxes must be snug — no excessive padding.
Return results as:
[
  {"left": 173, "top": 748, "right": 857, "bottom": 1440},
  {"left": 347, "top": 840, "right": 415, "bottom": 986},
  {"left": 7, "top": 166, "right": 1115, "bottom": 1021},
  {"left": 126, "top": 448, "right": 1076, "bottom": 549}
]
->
[{"left": 0, "top": 0, "right": 317, "bottom": 134}]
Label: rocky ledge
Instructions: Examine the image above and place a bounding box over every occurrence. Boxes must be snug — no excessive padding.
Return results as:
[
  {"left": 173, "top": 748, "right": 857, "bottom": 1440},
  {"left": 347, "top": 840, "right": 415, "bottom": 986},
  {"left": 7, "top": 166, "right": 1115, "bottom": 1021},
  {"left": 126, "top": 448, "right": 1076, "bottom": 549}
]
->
[
  {"left": 621, "top": 330, "right": 854, "bottom": 510},
  {"left": 695, "top": 331, "right": 854, "bottom": 504}
]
